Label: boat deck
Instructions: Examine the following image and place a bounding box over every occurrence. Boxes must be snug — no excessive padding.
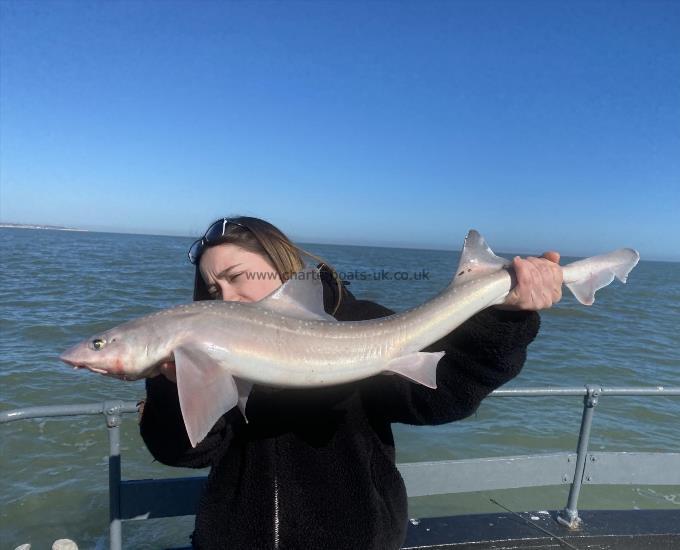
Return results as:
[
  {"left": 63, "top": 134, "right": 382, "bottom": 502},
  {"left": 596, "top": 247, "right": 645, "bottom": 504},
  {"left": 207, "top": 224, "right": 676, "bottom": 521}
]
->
[
  {"left": 3, "top": 387, "right": 679, "bottom": 549},
  {"left": 403, "top": 509, "right": 680, "bottom": 549}
]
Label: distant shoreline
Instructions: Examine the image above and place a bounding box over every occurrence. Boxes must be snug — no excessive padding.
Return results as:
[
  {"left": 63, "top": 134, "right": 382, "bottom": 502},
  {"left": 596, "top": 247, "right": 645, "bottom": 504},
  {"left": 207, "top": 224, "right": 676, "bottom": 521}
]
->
[
  {"left": 1, "top": 223, "right": 677, "bottom": 263},
  {"left": 0, "top": 223, "right": 88, "bottom": 232}
]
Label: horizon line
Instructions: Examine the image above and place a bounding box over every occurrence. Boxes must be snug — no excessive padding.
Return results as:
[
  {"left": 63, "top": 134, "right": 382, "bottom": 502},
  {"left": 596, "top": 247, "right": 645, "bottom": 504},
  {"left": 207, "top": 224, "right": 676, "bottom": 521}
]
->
[{"left": 2, "top": 221, "right": 678, "bottom": 263}]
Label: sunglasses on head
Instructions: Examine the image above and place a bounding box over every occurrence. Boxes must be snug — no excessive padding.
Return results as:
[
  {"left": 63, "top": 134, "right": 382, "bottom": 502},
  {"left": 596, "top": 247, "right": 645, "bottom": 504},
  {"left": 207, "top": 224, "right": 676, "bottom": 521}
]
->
[{"left": 187, "top": 218, "right": 248, "bottom": 264}]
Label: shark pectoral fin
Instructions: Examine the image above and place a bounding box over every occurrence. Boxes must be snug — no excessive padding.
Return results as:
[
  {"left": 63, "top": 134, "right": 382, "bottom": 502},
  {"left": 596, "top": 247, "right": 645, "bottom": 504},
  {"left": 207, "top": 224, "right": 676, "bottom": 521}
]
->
[
  {"left": 174, "top": 345, "right": 239, "bottom": 448},
  {"left": 385, "top": 351, "right": 445, "bottom": 389}
]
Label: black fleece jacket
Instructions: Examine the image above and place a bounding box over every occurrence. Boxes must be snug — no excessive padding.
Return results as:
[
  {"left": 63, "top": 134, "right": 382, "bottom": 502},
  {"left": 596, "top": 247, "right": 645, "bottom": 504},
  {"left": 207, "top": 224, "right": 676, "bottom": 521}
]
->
[{"left": 139, "top": 271, "right": 540, "bottom": 550}]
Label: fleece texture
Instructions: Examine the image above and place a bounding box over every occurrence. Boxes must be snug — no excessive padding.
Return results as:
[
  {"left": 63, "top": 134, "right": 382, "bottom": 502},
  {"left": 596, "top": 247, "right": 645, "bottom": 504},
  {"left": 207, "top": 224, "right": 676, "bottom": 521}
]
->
[{"left": 140, "top": 268, "right": 539, "bottom": 549}]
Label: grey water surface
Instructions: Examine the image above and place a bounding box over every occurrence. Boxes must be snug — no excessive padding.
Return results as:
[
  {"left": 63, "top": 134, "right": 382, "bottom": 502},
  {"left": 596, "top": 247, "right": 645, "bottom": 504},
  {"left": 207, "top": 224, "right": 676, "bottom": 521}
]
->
[{"left": 1, "top": 228, "right": 678, "bottom": 549}]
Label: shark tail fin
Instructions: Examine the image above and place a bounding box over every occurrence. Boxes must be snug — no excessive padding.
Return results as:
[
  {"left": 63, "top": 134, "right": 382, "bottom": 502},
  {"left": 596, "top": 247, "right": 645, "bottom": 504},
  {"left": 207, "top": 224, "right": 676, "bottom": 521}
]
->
[{"left": 562, "top": 248, "right": 640, "bottom": 306}]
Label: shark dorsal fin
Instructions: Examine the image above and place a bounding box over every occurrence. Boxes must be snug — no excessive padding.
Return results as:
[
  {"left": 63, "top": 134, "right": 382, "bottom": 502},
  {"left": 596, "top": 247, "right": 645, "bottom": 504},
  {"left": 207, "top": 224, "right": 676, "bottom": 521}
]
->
[
  {"left": 258, "top": 266, "right": 336, "bottom": 321},
  {"left": 452, "top": 230, "right": 510, "bottom": 286}
]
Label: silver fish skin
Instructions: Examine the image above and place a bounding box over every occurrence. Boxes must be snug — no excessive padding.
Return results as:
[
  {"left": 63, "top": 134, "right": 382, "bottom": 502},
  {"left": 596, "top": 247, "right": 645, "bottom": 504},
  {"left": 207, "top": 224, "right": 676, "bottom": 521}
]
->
[{"left": 59, "top": 230, "right": 640, "bottom": 446}]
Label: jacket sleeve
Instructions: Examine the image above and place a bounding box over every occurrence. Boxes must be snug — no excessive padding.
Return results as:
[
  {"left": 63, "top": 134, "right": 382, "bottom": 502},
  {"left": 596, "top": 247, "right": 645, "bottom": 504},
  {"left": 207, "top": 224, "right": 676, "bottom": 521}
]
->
[
  {"left": 358, "top": 301, "right": 540, "bottom": 425},
  {"left": 139, "top": 375, "right": 238, "bottom": 468}
]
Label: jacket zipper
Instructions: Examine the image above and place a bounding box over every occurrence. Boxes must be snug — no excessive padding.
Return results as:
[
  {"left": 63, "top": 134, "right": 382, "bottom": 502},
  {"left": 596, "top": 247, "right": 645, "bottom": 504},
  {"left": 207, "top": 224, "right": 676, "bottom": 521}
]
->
[
  {"left": 273, "top": 439, "right": 280, "bottom": 549},
  {"left": 273, "top": 474, "right": 280, "bottom": 549}
]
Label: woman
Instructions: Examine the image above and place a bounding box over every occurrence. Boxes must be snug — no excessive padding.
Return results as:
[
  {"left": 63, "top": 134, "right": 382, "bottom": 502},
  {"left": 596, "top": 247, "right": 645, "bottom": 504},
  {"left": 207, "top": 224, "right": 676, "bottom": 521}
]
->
[{"left": 140, "top": 216, "right": 562, "bottom": 550}]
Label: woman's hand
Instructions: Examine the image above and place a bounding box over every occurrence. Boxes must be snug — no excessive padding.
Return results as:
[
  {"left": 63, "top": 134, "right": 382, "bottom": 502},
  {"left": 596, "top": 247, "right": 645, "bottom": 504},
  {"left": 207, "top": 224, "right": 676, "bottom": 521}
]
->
[
  {"left": 157, "top": 361, "right": 177, "bottom": 383},
  {"left": 496, "top": 252, "right": 563, "bottom": 311}
]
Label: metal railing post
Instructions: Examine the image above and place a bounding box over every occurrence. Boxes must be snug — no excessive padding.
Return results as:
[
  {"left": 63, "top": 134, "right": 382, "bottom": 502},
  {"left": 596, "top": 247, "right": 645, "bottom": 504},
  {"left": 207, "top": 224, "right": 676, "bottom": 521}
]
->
[
  {"left": 105, "top": 401, "right": 123, "bottom": 550},
  {"left": 558, "top": 385, "right": 600, "bottom": 529}
]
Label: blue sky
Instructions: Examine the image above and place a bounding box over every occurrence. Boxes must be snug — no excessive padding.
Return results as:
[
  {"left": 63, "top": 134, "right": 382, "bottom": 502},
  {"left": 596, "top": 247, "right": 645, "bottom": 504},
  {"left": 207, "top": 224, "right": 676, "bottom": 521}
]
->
[{"left": 1, "top": 1, "right": 678, "bottom": 260}]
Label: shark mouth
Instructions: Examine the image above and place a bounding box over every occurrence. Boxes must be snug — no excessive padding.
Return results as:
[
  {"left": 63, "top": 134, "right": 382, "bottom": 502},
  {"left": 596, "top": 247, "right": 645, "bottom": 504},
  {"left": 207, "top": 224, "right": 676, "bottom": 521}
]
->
[
  {"left": 59, "top": 355, "right": 116, "bottom": 376},
  {"left": 59, "top": 354, "right": 133, "bottom": 381}
]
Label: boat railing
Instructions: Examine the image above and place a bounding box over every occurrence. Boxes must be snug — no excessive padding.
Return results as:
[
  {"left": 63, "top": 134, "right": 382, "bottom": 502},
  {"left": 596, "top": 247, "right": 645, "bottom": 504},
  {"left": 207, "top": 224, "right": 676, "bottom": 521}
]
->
[{"left": 2, "top": 384, "right": 680, "bottom": 550}]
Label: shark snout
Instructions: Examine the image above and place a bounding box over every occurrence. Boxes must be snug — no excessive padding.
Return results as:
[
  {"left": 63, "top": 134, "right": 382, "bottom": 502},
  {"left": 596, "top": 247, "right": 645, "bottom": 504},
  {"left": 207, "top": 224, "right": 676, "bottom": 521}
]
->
[
  {"left": 59, "top": 344, "right": 83, "bottom": 367},
  {"left": 60, "top": 355, "right": 79, "bottom": 367},
  {"left": 59, "top": 344, "right": 108, "bottom": 374}
]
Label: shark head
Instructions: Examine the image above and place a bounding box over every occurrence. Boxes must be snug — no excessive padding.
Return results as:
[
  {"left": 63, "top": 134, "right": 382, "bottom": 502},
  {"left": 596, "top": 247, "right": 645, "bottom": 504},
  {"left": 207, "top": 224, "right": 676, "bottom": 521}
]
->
[{"left": 59, "top": 324, "right": 163, "bottom": 381}]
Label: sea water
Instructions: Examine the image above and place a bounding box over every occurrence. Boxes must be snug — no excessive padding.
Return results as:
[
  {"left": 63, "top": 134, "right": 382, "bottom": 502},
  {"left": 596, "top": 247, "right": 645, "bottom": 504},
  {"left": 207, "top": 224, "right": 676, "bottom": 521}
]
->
[{"left": 1, "top": 228, "right": 678, "bottom": 548}]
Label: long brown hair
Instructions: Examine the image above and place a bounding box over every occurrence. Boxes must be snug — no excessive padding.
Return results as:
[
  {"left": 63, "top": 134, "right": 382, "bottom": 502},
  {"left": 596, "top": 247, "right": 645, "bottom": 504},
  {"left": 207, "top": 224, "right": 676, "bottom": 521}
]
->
[{"left": 192, "top": 216, "right": 345, "bottom": 314}]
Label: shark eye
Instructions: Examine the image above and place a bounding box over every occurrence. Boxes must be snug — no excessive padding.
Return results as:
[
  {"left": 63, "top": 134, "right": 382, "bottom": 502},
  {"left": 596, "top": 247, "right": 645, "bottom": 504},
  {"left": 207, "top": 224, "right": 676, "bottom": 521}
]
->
[{"left": 92, "top": 338, "right": 107, "bottom": 351}]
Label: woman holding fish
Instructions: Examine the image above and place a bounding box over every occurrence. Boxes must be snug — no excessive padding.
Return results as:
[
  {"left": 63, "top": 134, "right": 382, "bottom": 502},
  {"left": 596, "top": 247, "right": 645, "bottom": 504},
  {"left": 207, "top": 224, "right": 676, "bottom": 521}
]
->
[{"left": 139, "top": 216, "right": 563, "bottom": 550}]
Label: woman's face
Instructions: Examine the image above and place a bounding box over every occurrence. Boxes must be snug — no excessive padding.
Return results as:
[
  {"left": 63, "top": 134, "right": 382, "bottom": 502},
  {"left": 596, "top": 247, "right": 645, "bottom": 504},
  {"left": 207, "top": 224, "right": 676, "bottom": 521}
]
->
[{"left": 199, "top": 243, "right": 282, "bottom": 302}]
